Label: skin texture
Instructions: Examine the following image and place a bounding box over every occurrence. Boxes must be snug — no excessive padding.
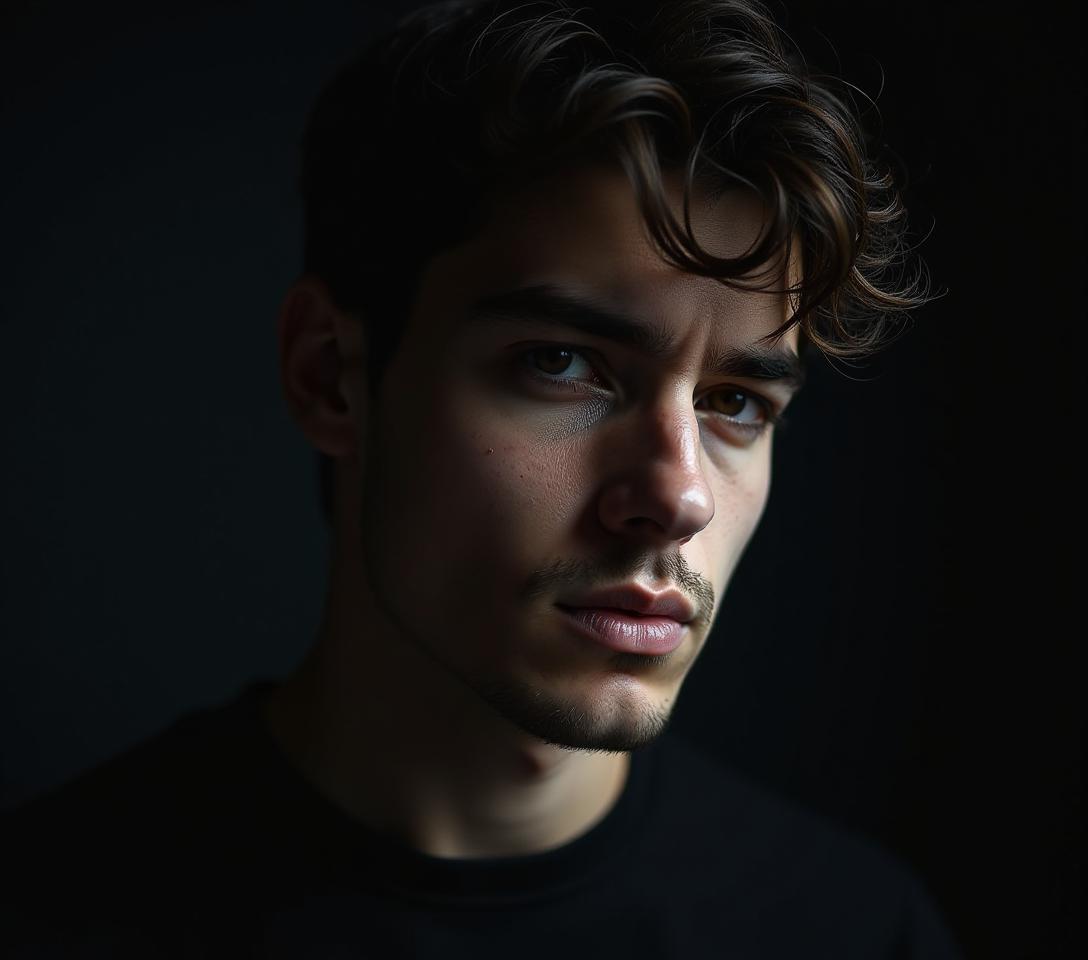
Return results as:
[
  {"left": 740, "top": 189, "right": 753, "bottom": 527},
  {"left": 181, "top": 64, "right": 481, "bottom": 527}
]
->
[{"left": 267, "top": 159, "right": 801, "bottom": 859}]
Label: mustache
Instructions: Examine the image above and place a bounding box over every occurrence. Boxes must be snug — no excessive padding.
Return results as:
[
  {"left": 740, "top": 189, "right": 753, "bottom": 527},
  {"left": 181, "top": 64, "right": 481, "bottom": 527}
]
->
[{"left": 524, "top": 552, "right": 716, "bottom": 628}]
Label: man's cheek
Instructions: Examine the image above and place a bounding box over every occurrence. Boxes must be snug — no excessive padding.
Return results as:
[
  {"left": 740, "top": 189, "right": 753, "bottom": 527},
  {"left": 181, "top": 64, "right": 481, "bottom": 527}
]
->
[
  {"left": 423, "top": 393, "right": 586, "bottom": 533},
  {"left": 472, "top": 442, "right": 565, "bottom": 529},
  {"left": 450, "top": 453, "right": 576, "bottom": 585}
]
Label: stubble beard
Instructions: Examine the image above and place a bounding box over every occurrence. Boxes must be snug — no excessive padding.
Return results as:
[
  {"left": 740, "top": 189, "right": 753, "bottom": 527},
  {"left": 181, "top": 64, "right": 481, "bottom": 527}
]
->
[{"left": 355, "top": 432, "right": 676, "bottom": 754}]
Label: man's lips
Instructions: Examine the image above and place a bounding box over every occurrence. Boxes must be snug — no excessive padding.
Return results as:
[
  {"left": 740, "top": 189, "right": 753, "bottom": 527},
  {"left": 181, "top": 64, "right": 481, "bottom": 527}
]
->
[
  {"left": 556, "top": 584, "right": 696, "bottom": 624},
  {"left": 555, "top": 605, "right": 688, "bottom": 656}
]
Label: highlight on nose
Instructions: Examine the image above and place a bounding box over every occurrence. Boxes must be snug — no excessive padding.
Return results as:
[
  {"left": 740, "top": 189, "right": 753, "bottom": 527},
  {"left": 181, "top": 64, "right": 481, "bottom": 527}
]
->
[
  {"left": 596, "top": 400, "right": 716, "bottom": 543},
  {"left": 597, "top": 470, "right": 715, "bottom": 545}
]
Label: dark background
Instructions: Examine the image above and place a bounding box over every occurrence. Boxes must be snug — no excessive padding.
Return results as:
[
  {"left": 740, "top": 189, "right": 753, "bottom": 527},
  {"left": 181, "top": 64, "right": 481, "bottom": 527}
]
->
[{"left": 1, "top": 1, "right": 1081, "bottom": 957}]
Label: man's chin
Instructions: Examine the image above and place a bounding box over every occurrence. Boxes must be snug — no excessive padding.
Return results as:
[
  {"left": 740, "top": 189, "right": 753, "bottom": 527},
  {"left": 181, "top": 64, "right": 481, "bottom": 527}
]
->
[{"left": 471, "top": 673, "right": 674, "bottom": 753}]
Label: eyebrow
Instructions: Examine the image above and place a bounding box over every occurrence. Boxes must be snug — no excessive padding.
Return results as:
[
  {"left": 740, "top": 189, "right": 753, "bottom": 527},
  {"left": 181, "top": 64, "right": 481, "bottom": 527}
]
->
[{"left": 465, "top": 283, "right": 806, "bottom": 392}]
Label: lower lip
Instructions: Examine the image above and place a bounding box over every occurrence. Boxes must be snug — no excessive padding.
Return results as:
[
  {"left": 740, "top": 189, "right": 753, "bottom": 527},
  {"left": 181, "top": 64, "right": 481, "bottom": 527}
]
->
[{"left": 556, "top": 605, "right": 687, "bottom": 656}]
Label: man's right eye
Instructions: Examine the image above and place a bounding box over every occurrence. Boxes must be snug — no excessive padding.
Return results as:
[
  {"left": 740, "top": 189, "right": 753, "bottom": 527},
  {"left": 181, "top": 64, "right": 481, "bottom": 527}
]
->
[{"left": 520, "top": 345, "right": 607, "bottom": 392}]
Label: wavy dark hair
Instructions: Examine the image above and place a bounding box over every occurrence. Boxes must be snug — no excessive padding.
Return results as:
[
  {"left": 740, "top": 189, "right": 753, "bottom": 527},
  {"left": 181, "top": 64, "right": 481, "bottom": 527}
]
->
[{"left": 299, "top": 0, "right": 931, "bottom": 525}]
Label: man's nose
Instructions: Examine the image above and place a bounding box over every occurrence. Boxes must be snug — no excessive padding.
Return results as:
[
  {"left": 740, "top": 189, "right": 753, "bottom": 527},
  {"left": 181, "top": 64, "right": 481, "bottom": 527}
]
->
[{"left": 596, "top": 399, "right": 715, "bottom": 547}]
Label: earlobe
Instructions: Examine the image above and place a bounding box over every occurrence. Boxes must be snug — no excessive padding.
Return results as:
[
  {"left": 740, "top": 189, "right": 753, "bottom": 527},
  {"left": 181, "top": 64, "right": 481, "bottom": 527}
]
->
[{"left": 276, "top": 274, "right": 368, "bottom": 459}]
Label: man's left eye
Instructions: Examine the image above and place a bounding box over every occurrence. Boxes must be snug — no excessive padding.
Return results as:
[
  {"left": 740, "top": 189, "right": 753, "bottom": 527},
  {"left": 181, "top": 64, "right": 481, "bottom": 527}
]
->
[{"left": 696, "top": 389, "right": 768, "bottom": 425}]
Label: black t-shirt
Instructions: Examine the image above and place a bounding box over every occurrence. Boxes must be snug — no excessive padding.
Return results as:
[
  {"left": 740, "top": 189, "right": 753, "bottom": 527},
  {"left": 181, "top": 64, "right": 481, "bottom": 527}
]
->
[{"left": 1, "top": 680, "right": 964, "bottom": 958}]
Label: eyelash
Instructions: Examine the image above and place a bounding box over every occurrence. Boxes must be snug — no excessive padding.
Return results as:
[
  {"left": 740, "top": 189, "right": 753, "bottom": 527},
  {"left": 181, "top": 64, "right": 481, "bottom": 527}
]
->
[{"left": 518, "top": 345, "right": 785, "bottom": 439}]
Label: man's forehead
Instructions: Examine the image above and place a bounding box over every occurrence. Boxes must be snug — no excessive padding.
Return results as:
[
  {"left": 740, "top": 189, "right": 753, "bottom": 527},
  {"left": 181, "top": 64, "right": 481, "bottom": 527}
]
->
[
  {"left": 417, "top": 159, "right": 801, "bottom": 355},
  {"left": 479, "top": 159, "right": 775, "bottom": 264},
  {"left": 467, "top": 163, "right": 792, "bottom": 296}
]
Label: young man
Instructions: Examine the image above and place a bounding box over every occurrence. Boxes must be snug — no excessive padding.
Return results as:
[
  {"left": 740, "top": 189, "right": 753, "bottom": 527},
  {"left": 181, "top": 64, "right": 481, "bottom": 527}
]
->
[{"left": 3, "top": 1, "right": 961, "bottom": 956}]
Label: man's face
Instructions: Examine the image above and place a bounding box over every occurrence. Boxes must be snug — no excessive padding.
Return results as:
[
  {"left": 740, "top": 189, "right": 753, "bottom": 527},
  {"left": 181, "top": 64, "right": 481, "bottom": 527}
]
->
[{"left": 352, "top": 161, "right": 800, "bottom": 753}]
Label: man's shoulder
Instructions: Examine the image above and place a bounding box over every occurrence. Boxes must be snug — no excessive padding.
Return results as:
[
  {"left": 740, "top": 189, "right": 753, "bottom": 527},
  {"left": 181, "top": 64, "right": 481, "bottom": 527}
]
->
[
  {"left": 661, "top": 731, "right": 859, "bottom": 817},
  {"left": 653, "top": 730, "right": 911, "bottom": 879},
  {"left": 649, "top": 731, "right": 961, "bottom": 956}
]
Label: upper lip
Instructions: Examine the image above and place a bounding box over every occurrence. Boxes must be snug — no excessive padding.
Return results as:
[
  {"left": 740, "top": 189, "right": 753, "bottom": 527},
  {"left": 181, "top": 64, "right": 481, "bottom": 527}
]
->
[{"left": 557, "top": 585, "right": 696, "bottom": 624}]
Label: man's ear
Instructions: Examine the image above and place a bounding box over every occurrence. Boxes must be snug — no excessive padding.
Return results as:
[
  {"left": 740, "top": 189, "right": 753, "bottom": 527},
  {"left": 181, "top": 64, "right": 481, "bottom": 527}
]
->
[{"left": 276, "top": 274, "right": 368, "bottom": 460}]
